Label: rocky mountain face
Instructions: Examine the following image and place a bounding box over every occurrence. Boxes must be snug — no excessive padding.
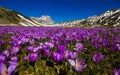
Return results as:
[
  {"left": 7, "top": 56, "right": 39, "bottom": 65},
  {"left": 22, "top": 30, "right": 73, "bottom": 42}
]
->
[
  {"left": 0, "top": 6, "right": 120, "bottom": 27},
  {"left": 31, "top": 15, "right": 54, "bottom": 25}
]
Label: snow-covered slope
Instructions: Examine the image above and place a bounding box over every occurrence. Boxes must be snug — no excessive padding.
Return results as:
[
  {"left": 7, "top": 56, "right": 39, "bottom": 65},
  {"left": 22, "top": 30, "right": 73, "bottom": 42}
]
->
[
  {"left": 54, "top": 9, "right": 120, "bottom": 27},
  {"left": 78, "top": 9, "right": 120, "bottom": 27}
]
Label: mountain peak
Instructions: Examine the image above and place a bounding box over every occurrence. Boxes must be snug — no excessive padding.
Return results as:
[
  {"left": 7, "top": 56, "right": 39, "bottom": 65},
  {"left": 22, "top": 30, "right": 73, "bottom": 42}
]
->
[{"left": 31, "top": 15, "right": 54, "bottom": 25}]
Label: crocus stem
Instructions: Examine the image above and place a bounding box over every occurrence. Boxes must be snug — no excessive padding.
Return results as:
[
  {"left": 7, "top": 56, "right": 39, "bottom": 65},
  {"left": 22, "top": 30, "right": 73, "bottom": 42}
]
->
[
  {"left": 57, "top": 67, "right": 60, "bottom": 74},
  {"left": 55, "top": 66, "right": 59, "bottom": 74},
  {"left": 65, "top": 62, "right": 68, "bottom": 72}
]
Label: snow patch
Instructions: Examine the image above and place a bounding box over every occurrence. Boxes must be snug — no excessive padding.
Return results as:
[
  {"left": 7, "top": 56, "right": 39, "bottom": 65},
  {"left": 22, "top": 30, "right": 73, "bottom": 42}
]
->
[
  {"left": 113, "top": 23, "right": 120, "bottom": 27},
  {"left": 17, "top": 14, "right": 37, "bottom": 26},
  {"left": 19, "top": 22, "right": 28, "bottom": 26}
]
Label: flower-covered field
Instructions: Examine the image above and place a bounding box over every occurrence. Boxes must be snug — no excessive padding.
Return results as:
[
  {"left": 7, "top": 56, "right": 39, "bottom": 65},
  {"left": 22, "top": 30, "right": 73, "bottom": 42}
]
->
[{"left": 0, "top": 26, "right": 120, "bottom": 75}]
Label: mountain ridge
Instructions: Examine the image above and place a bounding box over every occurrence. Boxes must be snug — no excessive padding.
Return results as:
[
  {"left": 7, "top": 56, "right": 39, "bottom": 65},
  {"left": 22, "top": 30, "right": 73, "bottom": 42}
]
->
[{"left": 0, "top": 6, "right": 120, "bottom": 27}]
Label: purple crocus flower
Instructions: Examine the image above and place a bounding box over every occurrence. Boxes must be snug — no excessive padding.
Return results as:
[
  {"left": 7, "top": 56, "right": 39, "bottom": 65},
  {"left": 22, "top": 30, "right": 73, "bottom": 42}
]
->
[
  {"left": 10, "top": 56, "right": 19, "bottom": 62},
  {"left": 103, "top": 41, "right": 109, "bottom": 47},
  {"left": 52, "top": 52, "right": 63, "bottom": 63},
  {"left": 10, "top": 36, "right": 17, "bottom": 40},
  {"left": 37, "top": 45, "right": 43, "bottom": 50},
  {"left": 95, "top": 43, "right": 103, "bottom": 49},
  {"left": 57, "top": 45, "right": 66, "bottom": 53},
  {"left": 114, "top": 68, "right": 120, "bottom": 75},
  {"left": 44, "top": 42, "right": 54, "bottom": 49},
  {"left": 71, "top": 52, "right": 78, "bottom": 59},
  {"left": 29, "top": 53, "right": 39, "bottom": 62},
  {"left": 11, "top": 46, "right": 20, "bottom": 54},
  {"left": 0, "top": 62, "right": 7, "bottom": 75},
  {"left": 2, "top": 50, "right": 10, "bottom": 57},
  {"left": 74, "top": 43, "right": 84, "bottom": 52},
  {"left": 44, "top": 49, "right": 51, "bottom": 57},
  {"left": 68, "top": 59, "right": 87, "bottom": 72},
  {"left": 92, "top": 53, "right": 104, "bottom": 64},
  {"left": 111, "top": 46, "right": 118, "bottom": 52},
  {"left": 26, "top": 46, "right": 34, "bottom": 52},
  {"left": 64, "top": 50, "right": 72, "bottom": 59},
  {"left": 16, "top": 40, "right": 23, "bottom": 46},
  {"left": 48, "top": 42, "right": 54, "bottom": 48},
  {"left": 116, "top": 44, "right": 120, "bottom": 51},
  {"left": 0, "top": 61, "right": 18, "bottom": 75},
  {"left": 32, "top": 46, "right": 42, "bottom": 53},
  {"left": 29, "top": 39, "right": 35, "bottom": 45},
  {"left": 0, "top": 54, "right": 7, "bottom": 63},
  {"left": 20, "top": 36, "right": 29, "bottom": 43},
  {"left": 7, "top": 61, "right": 18, "bottom": 75},
  {"left": 24, "top": 56, "right": 29, "bottom": 62}
]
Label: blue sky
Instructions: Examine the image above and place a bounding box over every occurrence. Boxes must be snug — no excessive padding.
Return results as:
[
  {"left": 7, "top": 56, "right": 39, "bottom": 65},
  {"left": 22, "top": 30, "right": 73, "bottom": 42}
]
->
[{"left": 0, "top": 0, "right": 120, "bottom": 22}]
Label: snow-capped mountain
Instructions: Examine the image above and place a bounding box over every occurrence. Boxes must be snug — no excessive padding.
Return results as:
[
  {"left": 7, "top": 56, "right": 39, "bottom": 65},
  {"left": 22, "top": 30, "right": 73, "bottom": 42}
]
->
[
  {"left": 0, "top": 6, "right": 120, "bottom": 27},
  {"left": 80, "top": 9, "right": 120, "bottom": 27},
  {"left": 31, "top": 15, "right": 54, "bottom": 25},
  {"left": 59, "top": 9, "right": 120, "bottom": 27}
]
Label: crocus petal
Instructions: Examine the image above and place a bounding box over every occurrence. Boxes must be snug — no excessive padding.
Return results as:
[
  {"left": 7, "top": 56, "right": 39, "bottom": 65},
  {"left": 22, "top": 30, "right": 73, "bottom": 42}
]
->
[
  {"left": 75, "top": 59, "right": 80, "bottom": 71},
  {"left": 52, "top": 52, "right": 63, "bottom": 63},
  {"left": 29, "top": 53, "right": 39, "bottom": 62},
  {"left": 92, "top": 53, "right": 104, "bottom": 64},
  {"left": 7, "top": 61, "right": 18, "bottom": 75},
  {"left": 71, "top": 52, "right": 78, "bottom": 59},
  {"left": 10, "top": 56, "right": 19, "bottom": 62},
  {"left": 44, "top": 49, "right": 50, "bottom": 57},
  {"left": 0, "top": 62, "right": 7, "bottom": 75},
  {"left": 114, "top": 68, "right": 120, "bottom": 75},
  {"left": 114, "top": 68, "right": 118, "bottom": 75},
  {"left": 68, "top": 59, "right": 75, "bottom": 67},
  {"left": 2, "top": 50, "right": 9, "bottom": 57},
  {"left": 69, "top": 58, "right": 87, "bottom": 72},
  {"left": 0, "top": 54, "right": 7, "bottom": 63},
  {"left": 11, "top": 46, "right": 20, "bottom": 54},
  {"left": 80, "top": 59, "right": 87, "bottom": 70},
  {"left": 24, "top": 56, "right": 29, "bottom": 62}
]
